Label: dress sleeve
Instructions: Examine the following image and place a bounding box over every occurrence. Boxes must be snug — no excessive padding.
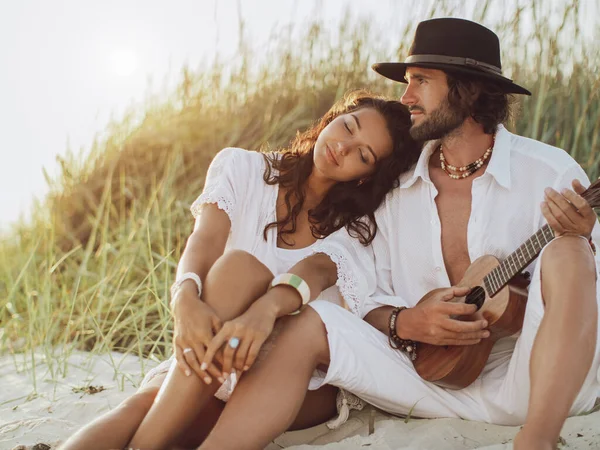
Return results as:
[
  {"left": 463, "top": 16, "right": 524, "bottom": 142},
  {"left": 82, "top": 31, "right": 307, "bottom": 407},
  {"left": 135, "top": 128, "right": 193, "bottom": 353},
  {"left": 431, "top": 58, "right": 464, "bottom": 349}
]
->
[
  {"left": 312, "top": 218, "right": 410, "bottom": 318},
  {"left": 312, "top": 227, "right": 378, "bottom": 317},
  {"left": 190, "top": 148, "right": 247, "bottom": 222}
]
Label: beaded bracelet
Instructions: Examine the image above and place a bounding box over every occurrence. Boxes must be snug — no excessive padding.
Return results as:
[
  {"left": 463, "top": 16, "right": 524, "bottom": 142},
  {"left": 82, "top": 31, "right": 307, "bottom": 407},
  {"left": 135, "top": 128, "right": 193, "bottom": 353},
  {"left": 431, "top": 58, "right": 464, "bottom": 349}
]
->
[{"left": 388, "top": 306, "right": 418, "bottom": 361}]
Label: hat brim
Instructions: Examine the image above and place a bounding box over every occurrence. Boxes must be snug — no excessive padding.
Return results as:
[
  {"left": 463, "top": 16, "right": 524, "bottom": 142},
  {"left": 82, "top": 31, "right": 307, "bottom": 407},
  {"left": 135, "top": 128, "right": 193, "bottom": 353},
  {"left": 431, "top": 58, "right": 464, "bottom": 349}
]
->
[{"left": 372, "top": 62, "right": 531, "bottom": 96}]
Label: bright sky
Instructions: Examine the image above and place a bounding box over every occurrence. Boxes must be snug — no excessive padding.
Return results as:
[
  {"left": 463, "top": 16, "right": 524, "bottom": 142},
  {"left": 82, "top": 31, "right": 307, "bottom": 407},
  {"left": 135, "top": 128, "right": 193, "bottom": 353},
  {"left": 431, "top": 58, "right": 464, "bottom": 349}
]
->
[
  {"left": 0, "top": 0, "right": 391, "bottom": 230},
  {"left": 1, "top": 0, "right": 597, "bottom": 230}
]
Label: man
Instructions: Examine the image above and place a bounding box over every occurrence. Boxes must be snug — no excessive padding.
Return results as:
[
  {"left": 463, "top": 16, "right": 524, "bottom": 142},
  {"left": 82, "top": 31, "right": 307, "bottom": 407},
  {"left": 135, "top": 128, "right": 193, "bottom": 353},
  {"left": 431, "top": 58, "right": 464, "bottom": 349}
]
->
[{"left": 199, "top": 18, "right": 600, "bottom": 450}]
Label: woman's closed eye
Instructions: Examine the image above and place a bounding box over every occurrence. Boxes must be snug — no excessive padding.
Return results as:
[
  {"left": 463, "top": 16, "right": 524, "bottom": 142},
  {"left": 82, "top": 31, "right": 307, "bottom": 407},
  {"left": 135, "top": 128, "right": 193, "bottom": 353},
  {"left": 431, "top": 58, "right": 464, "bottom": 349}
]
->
[
  {"left": 344, "top": 121, "right": 353, "bottom": 135},
  {"left": 359, "top": 150, "right": 368, "bottom": 164},
  {"left": 344, "top": 120, "right": 369, "bottom": 164}
]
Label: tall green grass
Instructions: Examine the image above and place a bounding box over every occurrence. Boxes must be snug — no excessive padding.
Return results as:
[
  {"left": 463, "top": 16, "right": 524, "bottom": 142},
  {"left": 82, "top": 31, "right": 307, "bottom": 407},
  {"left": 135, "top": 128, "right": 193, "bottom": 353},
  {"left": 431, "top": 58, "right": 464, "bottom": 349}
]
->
[{"left": 1, "top": 1, "right": 599, "bottom": 378}]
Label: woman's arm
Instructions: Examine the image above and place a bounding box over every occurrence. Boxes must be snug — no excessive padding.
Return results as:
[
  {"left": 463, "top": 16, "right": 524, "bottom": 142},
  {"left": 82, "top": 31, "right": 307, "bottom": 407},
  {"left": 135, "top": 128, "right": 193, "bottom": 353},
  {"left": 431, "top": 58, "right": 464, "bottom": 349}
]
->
[
  {"left": 253, "top": 252, "right": 338, "bottom": 317},
  {"left": 170, "top": 203, "right": 230, "bottom": 309},
  {"left": 172, "top": 146, "right": 245, "bottom": 304},
  {"left": 200, "top": 252, "right": 338, "bottom": 373},
  {"left": 170, "top": 203, "right": 232, "bottom": 380}
]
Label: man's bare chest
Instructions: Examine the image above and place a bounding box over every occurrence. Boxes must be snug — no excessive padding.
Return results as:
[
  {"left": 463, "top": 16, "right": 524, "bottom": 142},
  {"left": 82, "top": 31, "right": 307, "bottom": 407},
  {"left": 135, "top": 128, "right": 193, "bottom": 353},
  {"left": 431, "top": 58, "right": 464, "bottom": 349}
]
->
[{"left": 434, "top": 183, "right": 474, "bottom": 283}]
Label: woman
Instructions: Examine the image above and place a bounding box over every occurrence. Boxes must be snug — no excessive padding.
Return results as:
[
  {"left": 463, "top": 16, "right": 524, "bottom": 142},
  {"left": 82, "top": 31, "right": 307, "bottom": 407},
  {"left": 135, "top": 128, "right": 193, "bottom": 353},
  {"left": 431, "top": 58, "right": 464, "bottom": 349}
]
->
[{"left": 60, "top": 90, "right": 420, "bottom": 450}]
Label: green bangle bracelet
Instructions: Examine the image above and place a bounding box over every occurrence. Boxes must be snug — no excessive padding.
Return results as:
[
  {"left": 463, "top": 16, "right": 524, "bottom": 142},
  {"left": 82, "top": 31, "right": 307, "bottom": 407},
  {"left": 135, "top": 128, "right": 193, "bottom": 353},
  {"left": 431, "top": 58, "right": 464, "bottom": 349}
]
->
[{"left": 270, "top": 273, "right": 311, "bottom": 314}]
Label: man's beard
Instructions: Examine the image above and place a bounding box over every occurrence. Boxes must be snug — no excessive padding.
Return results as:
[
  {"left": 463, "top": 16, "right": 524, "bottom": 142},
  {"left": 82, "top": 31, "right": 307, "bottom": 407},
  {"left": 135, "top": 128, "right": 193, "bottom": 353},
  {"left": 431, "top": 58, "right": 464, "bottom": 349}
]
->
[{"left": 409, "top": 98, "right": 469, "bottom": 142}]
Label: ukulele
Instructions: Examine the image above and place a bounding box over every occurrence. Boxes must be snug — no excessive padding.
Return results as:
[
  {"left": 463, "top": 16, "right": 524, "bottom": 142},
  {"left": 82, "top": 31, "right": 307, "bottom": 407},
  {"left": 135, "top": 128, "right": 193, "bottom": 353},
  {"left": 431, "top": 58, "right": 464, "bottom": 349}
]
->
[{"left": 413, "top": 178, "right": 600, "bottom": 389}]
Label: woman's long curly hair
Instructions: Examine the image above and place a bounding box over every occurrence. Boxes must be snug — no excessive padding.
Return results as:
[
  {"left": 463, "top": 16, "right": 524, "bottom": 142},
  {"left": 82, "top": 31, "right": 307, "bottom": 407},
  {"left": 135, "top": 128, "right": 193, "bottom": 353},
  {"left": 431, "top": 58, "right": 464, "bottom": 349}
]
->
[{"left": 262, "top": 90, "right": 421, "bottom": 246}]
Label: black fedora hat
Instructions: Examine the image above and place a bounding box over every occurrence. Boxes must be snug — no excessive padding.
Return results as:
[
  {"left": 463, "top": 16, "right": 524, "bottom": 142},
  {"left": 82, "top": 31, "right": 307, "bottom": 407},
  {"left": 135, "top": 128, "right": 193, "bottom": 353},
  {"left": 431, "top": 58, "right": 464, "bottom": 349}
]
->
[{"left": 373, "top": 18, "right": 531, "bottom": 96}]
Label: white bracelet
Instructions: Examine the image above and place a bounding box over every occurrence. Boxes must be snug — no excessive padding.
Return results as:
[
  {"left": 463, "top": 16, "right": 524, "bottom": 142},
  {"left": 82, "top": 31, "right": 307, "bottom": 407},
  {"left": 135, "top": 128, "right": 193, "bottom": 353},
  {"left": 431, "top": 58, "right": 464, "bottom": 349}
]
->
[
  {"left": 270, "top": 273, "right": 311, "bottom": 315},
  {"left": 170, "top": 272, "right": 202, "bottom": 298}
]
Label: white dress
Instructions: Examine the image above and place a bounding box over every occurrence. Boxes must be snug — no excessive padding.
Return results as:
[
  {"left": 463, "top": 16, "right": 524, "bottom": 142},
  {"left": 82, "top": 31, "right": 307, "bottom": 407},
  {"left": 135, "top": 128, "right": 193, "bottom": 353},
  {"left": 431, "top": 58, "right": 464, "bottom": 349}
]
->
[{"left": 141, "top": 147, "right": 343, "bottom": 400}]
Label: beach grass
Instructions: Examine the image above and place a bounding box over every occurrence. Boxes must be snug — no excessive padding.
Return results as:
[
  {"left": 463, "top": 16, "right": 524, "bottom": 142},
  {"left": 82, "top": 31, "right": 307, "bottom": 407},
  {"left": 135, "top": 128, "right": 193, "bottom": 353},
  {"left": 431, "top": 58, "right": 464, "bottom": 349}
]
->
[{"left": 1, "top": 0, "right": 599, "bottom": 384}]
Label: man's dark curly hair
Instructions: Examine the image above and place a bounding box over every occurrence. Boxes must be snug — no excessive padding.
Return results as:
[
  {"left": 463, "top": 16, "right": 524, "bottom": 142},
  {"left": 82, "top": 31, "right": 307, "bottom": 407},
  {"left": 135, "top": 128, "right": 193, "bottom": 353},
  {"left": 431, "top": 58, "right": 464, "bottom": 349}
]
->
[{"left": 445, "top": 72, "right": 514, "bottom": 134}]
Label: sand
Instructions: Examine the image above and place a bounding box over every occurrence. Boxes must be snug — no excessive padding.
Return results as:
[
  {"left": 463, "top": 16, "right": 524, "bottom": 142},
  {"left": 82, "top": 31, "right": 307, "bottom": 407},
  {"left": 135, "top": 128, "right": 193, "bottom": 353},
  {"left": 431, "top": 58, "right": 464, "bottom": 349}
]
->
[{"left": 2, "top": 350, "right": 599, "bottom": 450}]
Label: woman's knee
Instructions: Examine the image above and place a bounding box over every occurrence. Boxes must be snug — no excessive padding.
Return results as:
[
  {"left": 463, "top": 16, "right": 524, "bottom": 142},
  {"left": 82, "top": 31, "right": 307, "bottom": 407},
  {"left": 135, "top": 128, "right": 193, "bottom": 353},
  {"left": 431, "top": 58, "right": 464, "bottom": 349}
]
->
[
  {"left": 203, "top": 250, "right": 274, "bottom": 316},
  {"left": 205, "top": 250, "right": 273, "bottom": 294},
  {"left": 211, "top": 250, "right": 272, "bottom": 278},
  {"left": 289, "top": 306, "right": 331, "bottom": 363}
]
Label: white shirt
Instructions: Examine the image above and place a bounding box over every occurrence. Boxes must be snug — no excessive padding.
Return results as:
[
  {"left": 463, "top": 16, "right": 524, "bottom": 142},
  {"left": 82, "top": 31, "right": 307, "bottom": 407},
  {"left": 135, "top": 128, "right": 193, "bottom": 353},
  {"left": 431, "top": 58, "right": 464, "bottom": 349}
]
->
[
  {"left": 190, "top": 147, "right": 341, "bottom": 305},
  {"left": 314, "top": 125, "right": 600, "bottom": 318}
]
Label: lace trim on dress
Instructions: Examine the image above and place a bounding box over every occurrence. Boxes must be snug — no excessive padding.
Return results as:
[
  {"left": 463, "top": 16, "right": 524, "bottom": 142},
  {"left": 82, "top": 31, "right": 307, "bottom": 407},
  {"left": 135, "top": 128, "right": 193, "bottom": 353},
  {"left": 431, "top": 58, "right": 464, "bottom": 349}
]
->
[
  {"left": 312, "top": 244, "right": 361, "bottom": 316},
  {"left": 190, "top": 195, "right": 235, "bottom": 221},
  {"left": 189, "top": 148, "right": 238, "bottom": 220}
]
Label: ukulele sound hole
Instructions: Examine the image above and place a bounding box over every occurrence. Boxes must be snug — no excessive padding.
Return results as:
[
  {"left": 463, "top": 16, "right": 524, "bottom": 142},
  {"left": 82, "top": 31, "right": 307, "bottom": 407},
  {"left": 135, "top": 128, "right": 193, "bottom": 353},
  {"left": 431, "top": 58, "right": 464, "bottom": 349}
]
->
[{"left": 465, "top": 286, "right": 485, "bottom": 311}]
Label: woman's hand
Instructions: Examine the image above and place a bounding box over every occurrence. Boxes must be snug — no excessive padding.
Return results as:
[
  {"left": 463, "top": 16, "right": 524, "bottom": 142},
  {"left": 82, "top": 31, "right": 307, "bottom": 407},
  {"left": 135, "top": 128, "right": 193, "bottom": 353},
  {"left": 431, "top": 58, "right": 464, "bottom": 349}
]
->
[
  {"left": 201, "top": 298, "right": 278, "bottom": 377},
  {"left": 542, "top": 180, "right": 597, "bottom": 238},
  {"left": 171, "top": 282, "right": 224, "bottom": 384}
]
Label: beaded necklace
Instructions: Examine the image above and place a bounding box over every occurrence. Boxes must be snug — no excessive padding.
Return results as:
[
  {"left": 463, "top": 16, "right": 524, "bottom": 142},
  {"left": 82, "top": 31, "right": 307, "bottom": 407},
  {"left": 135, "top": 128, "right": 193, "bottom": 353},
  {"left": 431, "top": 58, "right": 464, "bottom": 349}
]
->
[{"left": 439, "top": 134, "right": 495, "bottom": 179}]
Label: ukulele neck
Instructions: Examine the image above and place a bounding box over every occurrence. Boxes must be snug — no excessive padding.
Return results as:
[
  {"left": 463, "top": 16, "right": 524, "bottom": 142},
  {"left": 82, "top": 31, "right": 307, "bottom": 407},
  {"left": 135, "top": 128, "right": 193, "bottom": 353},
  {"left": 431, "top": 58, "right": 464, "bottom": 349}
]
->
[{"left": 484, "top": 225, "right": 555, "bottom": 296}]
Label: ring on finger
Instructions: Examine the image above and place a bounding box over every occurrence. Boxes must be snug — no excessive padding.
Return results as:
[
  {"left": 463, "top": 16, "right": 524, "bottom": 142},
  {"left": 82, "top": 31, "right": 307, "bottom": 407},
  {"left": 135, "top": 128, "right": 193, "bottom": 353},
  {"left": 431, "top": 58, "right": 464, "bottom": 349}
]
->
[
  {"left": 183, "top": 347, "right": 194, "bottom": 355},
  {"left": 228, "top": 337, "right": 240, "bottom": 349}
]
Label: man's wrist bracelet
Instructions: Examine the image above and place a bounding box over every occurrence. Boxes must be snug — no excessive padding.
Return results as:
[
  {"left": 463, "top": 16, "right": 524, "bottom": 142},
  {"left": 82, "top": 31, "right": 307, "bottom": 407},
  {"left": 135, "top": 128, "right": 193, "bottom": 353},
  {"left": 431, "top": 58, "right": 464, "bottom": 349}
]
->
[{"left": 388, "top": 306, "right": 418, "bottom": 361}]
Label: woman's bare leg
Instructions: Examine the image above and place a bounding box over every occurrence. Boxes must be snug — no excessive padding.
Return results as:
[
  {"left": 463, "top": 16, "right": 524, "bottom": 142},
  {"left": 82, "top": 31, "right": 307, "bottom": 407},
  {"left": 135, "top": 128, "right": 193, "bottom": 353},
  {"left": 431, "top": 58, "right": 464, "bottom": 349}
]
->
[
  {"left": 60, "top": 371, "right": 227, "bottom": 450},
  {"left": 168, "top": 383, "right": 338, "bottom": 447},
  {"left": 288, "top": 384, "right": 338, "bottom": 430},
  {"left": 59, "top": 376, "right": 164, "bottom": 450},
  {"left": 60, "top": 250, "right": 273, "bottom": 450},
  {"left": 128, "top": 250, "right": 275, "bottom": 449},
  {"left": 200, "top": 306, "right": 331, "bottom": 450}
]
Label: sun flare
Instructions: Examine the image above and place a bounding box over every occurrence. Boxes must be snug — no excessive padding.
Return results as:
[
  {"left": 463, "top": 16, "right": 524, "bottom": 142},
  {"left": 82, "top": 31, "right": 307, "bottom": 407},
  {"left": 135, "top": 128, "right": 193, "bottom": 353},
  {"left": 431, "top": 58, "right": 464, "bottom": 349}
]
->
[{"left": 109, "top": 49, "right": 138, "bottom": 77}]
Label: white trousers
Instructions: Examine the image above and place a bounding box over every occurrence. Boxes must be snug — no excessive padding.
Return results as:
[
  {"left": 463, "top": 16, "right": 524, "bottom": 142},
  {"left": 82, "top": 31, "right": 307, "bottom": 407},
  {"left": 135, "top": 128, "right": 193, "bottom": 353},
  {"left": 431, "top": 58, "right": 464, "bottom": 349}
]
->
[{"left": 308, "top": 246, "right": 600, "bottom": 426}]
